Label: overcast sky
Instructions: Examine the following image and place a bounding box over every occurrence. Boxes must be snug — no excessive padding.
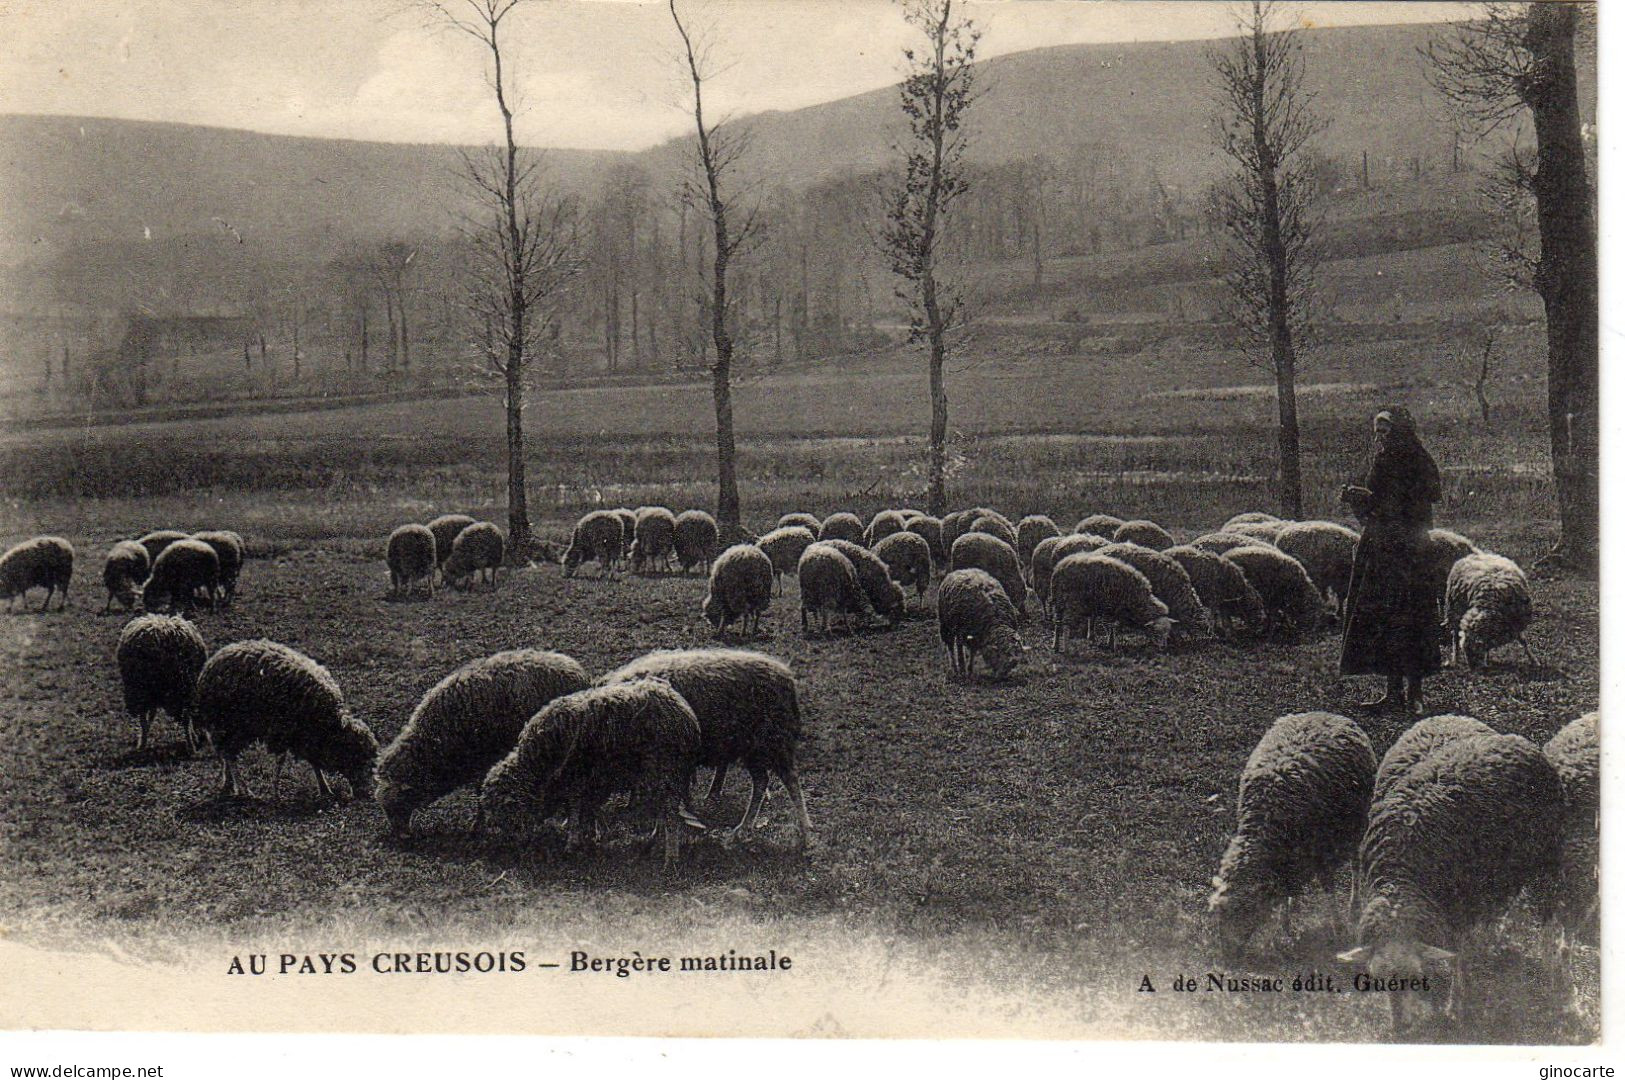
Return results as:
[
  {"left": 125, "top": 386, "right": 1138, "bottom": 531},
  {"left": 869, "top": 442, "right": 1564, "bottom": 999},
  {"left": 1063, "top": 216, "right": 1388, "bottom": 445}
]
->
[{"left": 1, "top": 1, "right": 1482, "bottom": 150}]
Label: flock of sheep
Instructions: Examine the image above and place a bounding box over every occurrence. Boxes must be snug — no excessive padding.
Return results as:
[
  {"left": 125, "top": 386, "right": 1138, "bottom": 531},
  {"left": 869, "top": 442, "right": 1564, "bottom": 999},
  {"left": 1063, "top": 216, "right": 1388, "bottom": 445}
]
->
[{"left": 0, "top": 495, "right": 1585, "bottom": 1034}]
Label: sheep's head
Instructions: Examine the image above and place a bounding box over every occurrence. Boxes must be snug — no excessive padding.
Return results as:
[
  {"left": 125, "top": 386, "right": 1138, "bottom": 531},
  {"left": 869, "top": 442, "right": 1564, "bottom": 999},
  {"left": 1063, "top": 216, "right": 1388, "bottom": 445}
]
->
[
  {"left": 979, "top": 625, "right": 1024, "bottom": 680},
  {"left": 1146, "top": 615, "right": 1176, "bottom": 650},
  {"left": 879, "top": 582, "right": 907, "bottom": 626},
  {"left": 1458, "top": 610, "right": 1493, "bottom": 668},
  {"left": 113, "top": 579, "right": 141, "bottom": 610},
  {"left": 1336, "top": 940, "right": 1456, "bottom": 1034},
  {"left": 375, "top": 776, "right": 417, "bottom": 836},
  {"left": 701, "top": 592, "right": 725, "bottom": 630},
  {"left": 562, "top": 544, "right": 586, "bottom": 577},
  {"left": 1208, "top": 873, "right": 1270, "bottom": 961}
]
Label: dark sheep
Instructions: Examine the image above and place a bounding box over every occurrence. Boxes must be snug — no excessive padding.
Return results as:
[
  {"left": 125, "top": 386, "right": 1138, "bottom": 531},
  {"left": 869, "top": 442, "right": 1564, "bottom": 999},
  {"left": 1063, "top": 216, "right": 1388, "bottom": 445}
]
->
[
  {"left": 797, "top": 543, "right": 871, "bottom": 634},
  {"left": 141, "top": 538, "right": 219, "bottom": 614},
  {"left": 598, "top": 648, "right": 810, "bottom": 848},
  {"left": 904, "top": 514, "right": 946, "bottom": 567},
  {"left": 1221, "top": 545, "right": 1329, "bottom": 638},
  {"left": 563, "top": 510, "right": 626, "bottom": 578},
  {"left": 386, "top": 524, "right": 437, "bottom": 598},
  {"left": 949, "top": 531, "right": 1027, "bottom": 616},
  {"left": 630, "top": 506, "right": 678, "bottom": 573},
  {"left": 1113, "top": 519, "right": 1175, "bottom": 550},
  {"left": 1030, "top": 532, "right": 1110, "bottom": 612},
  {"left": 755, "top": 526, "right": 817, "bottom": 595},
  {"left": 819, "top": 538, "right": 906, "bottom": 626},
  {"left": 612, "top": 508, "right": 638, "bottom": 564},
  {"left": 479, "top": 679, "right": 701, "bottom": 869},
  {"left": 193, "top": 639, "right": 379, "bottom": 801},
  {"left": 937, "top": 568, "right": 1023, "bottom": 680},
  {"left": 137, "top": 530, "right": 190, "bottom": 563},
  {"left": 427, "top": 514, "right": 477, "bottom": 570},
  {"left": 1274, "top": 521, "right": 1358, "bottom": 618},
  {"left": 1097, "top": 542, "right": 1212, "bottom": 638},
  {"left": 375, "top": 649, "right": 590, "bottom": 835},
  {"left": 703, "top": 543, "right": 775, "bottom": 638},
  {"left": 777, "top": 512, "right": 822, "bottom": 537},
  {"left": 1074, "top": 513, "right": 1124, "bottom": 537},
  {"left": 1, "top": 536, "right": 74, "bottom": 612},
  {"left": 1165, "top": 545, "right": 1267, "bottom": 639},
  {"left": 818, "top": 512, "right": 865, "bottom": 545},
  {"left": 673, "top": 509, "right": 721, "bottom": 575},
  {"left": 872, "top": 529, "right": 934, "bottom": 599},
  {"left": 115, "top": 614, "right": 209, "bottom": 751},
  {"left": 191, "top": 530, "right": 246, "bottom": 603},
  {"left": 444, "top": 522, "right": 505, "bottom": 590},
  {"left": 102, "top": 540, "right": 150, "bottom": 613},
  {"left": 1014, "top": 515, "right": 1062, "bottom": 573},
  {"left": 864, "top": 509, "right": 909, "bottom": 548}
]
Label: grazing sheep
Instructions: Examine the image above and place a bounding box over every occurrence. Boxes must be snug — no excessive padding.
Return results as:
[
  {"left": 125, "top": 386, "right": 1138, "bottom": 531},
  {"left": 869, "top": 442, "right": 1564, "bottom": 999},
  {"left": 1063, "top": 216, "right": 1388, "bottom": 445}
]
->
[
  {"left": 1, "top": 536, "right": 74, "bottom": 612},
  {"left": 1544, "top": 712, "right": 1599, "bottom": 939},
  {"left": 968, "top": 514, "right": 1019, "bottom": 552},
  {"left": 949, "top": 531, "right": 1027, "bottom": 616},
  {"left": 137, "top": 530, "right": 190, "bottom": 563},
  {"left": 612, "top": 508, "right": 638, "bottom": 564},
  {"left": 1222, "top": 511, "right": 1281, "bottom": 531},
  {"left": 426, "top": 514, "right": 477, "bottom": 571},
  {"left": 191, "top": 530, "right": 245, "bottom": 603},
  {"left": 194, "top": 639, "right": 379, "bottom": 801},
  {"left": 141, "top": 538, "right": 219, "bottom": 613},
  {"left": 1014, "top": 515, "right": 1061, "bottom": 572},
  {"left": 755, "top": 525, "right": 817, "bottom": 595},
  {"left": 1420, "top": 528, "right": 1480, "bottom": 612},
  {"left": 864, "top": 509, "right": 909, "bottom": 547},
  {"left": 1113, "top": 519, "right": 1175, "bottom": 550},
  {"left": 630, "top": 506, "right": 678, "bottom": 573},
  {"left": 895, "top": 507, "right": 925, "bottom": 522},
  {"left": 115, "top": 614, "right": 209, "bottom": 751},
  {"left": 1031, "top": 533, "right": 1111, "bottom": 612},
  {"left": 904, "top": 514, "right": 946, "bottom": 566},
  {"left": 1339, "top": 732, "right": 1563, "bottom": 1033},
  {"left": 1444, "top": 551, "right": 1535, "bottom": 669},
  {"left": 872, "top": 530, "right": 934, "bottom": 599},
  {"left": 1209, "top": 712, "right": 1377, "bottom": 957},
  {"left": 797, "top": 543, "right": 871, "bottom": 634},
  {"left": 598, "top": 649, "right": 810, "bottom": 848},
  {"left": 1190, "top": 531, "right": 1270, "bottom": 556},
  {"left": 777, "top": 512, "right": 822, "bottom": 537},
  {"left": 479, "top": 679, "right": 701, "bottom": 869},
  {"left": 375, "top": 649, "right": 590, "bottom": 835},
  {"left": 1274, "top": 521, "right": 1358, "bottom": 616},
  {"left": 1222, "top": 545, "right": 1328, "bottom": 637},
  {"left": 1372, "top": 715, "right": 1496, "bottom": 807},
  {"left": 818, "top": 512, "right": 865, "bottom": 545},
  {"left": 1097, "top": 542, "right": 1212, "bottom": 638},
  {"left": 1229, "top": 520, "right": 1286, "bottom": 544},
  {"left": 443, "top": 521, "right": 505, "bottom": 590},
  {"left": 1074, "top": 513, "right": 1124, "bottom": 537},
  {"left": 937, "top": 568, "right": 1024, "bottom": 680},
  {"left": 102, "top": 540, "right": 150, "bottom": 613},
  {"left": 940, "top": 508, "right": 996, "bottom": 553},
  {"left": 386, "top": 524, "right": 437, "bottom": 598},
  {"left": 1049, "top": 553, "right": 1173, "bottom": 651},
  {"left": 673, "top": 509, "right": 721, "bottom": 574},
  {"left": 820, "top": 538, "right": 906, "bottom": 626},
  {"left": 1165, "top": 545, "right": 1267, "bottom": 639},
  {"left": 703, "top": 543, "right": 775, "bottom": 638},
  {"left": 563, "top": 510, "right": 625, "bottom": 578}
]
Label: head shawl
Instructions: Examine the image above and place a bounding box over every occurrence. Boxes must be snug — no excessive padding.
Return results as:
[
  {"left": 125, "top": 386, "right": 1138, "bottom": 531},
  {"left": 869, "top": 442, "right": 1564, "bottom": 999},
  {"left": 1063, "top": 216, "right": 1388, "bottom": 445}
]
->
[{"left": 1367, "top": 405, "right": 1440, "bottom": 520}]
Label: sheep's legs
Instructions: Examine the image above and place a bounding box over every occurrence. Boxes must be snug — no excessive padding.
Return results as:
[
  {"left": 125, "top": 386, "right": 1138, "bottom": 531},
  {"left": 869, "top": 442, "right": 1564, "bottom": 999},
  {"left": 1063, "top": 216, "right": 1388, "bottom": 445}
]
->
[
  {"left": 1519, "top": 636, "right": 1537, "bottom": 665},
  {"left": 734, "top": 767, "right": 771, "bottom": 837},
  {"left": 780, "top": 767, "right": 812, "bottom": 852},
  {"left": 706, "top": 764, "right": 729, "bottom": 802},
  {"left": 314, "top": 765, "right": 335, "bottom": 800},
  {"left": 273, "top": 752, "right": 289, "bottom": 798}
]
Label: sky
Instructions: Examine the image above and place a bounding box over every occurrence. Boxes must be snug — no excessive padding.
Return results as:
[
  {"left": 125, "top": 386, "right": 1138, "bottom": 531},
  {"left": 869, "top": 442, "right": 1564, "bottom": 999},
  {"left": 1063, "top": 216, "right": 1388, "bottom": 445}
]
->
[{"left": 0, "top": 1, "right": 1483, "bottom": 151}]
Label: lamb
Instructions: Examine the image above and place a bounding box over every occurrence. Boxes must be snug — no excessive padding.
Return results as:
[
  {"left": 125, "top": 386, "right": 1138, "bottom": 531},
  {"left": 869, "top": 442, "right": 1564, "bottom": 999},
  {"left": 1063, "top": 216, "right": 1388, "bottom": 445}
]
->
[
  {"left": 1165, "top": 545, "right": 1267, "bottom": 639},
  {"left": 817, "top": 512, "right": 865, "bottom": 545},
  {"left": 1074, "top": 513, "right": 1124, "bottom": 537},
  {"left": 754, "top": 525, "right": 816, "bottom": 595},
  {"left": 1443, "top": 551, "right": 1534, "bottom": 669},
  {"left": 597, "top": 648, "right": 810, "bottom": 848},
  {"left": 872, "top": 530, "right": 934, "bottom": 599},
  {"left": 102, "top": 540, "right": 150, "bottom": 613},
  {"left": 1113, "top": 519, "right": 1175, "bottom": 550},
  {"left": 820, "top": 538, "right": 906, "bottom": 626},
  {"left": 115, "top": 614, "right": 209, "bottom": 751},
  {"left": 864, "top": 509, "right": 909, "bottom": 547},
  {"left": 479, "top": 679, "right": 701, "bottom": 869},
  {"left": 1273, "top": 521, "right": 1358, "bottom": 617},
  {"left": 137, "top": 530, "right": 190, "bottom": 563},
  {"left": 1190, "top": 531, "right": 1270, "bottom": 556},
  {"left": 937, "top": 568, "right": 1024, "bottom": 680},
  {"left": 141, "top": 538, "right": 220, "bottom": 613},
  {"left": 1014, "top": 514, "right": 1061, "bottom": 572},
  {"left": 1221, "top": 545, "right": 1328, "bottom": 637},
  {"left": 1339, "top": 732, "right": 1563, "bottom": 1033},
  {"left": 375, "top": 649, "right": 590, "bottom": 835},
  {"left": 904, "top": 514, "right": 946, "bottom": 566},
  {"left": 1096, "top": 542, "right": 1212, "bottom": 638},
  {"left": 0, "top": 536, "right": 74, "bottom": 612},
  {"left": 562, "top": 510, "right": 626, "bottom": 578},
  {"left": 191, "top": 530, "right": 246, "bottom": 603},
  {"left": 797, "top": 542, "right": 872, "bottom": 634},
  {"left": 1222, "top": 511, "right": 1281, "bottom": 531},
  {"left": 1049, "top": 552, "right": 1173, "bottom": 651},
  {"left": 1544, "top": 712, "right": 1598, "bottom": 940},
  {"left": 1209, "top": 712, "right": 1377, "bottom": 957},
  {"left": 1372, "top": 715, "right": 1496, "bottom": 806},
  {"left": 426, "top": 514, "right": 477, "bottom": 572},
  {"left": 443, "top": 521, "right": 505, "bottom": 590},
  {"left": 386, "top": 524, "right": 437, "bottom": 598},
  {"left": 673, "top": 509, "right": 721, "bottom": 574},
  {"left": 1030, "top": 533, "right": 1110, "bottom": 612},
  {"left": 193, "top": 639, "right": 379, "bottom": 801},
  {"left": 629, "top": 506, "right": 678, "bottom": 573},
  {"left": 949, "top": 531, "right": 1028, "bottom": 616},
  {"left": 777, "top": 512, "right": 823, "bottom": 536},
  {"left": 968, "top": 514, "right": 1019, "bottom": 552},
  {"left": 702, "top": 543, "right": 774, "bottom": 638},
  {"left": 1421, "top": 528, "right": 1480, "bottom": 612}
]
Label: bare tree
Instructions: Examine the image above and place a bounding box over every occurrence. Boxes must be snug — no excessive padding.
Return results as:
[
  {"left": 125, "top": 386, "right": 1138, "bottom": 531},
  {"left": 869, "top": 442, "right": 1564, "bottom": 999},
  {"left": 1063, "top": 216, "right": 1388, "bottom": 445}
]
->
[
  {"left": 415, "top": 0, "right": 581, "bottom": 561},
  {"left": 1207, "top": 1, "right": 1325, "bottom": 519},
  {"left": 1426, "top": 4, "right": 1597, "bottom": 572},
  {"left": 369, "top": 241, "right": 419, "bottom": 376},
  {"left": 880, "top": 0, "right": 979, "bottom": 517},
  {"left": 670, "top": 0, "right": 761, "bottom": 532}
]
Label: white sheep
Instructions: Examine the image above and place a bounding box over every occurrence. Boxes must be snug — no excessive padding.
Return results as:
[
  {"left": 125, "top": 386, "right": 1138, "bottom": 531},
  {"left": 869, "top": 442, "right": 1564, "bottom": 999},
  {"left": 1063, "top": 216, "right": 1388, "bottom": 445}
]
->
[
  {"left": 1221, "top": 545, "right": 1329, "bottom": 638},
  {"left": 937, "top": 568, "right": 1023, "bottom": 679},
  {"left": 797, "top": 543, "right": 871, "bottom": 634},
  {"left": 754, "top": 525, "right": 817, "bottom": 595},
  {"left": 702, "top": 543, "right": 774, "bottom": 638},
  {"left": 1112, "top": 519, "right": 1175, "bottom": 550},
  {"left": 1544, "top": 712, "right": 1598, "bottom": 941},
  {"left": 949, "top": 531, "right": 1027, "bottom": 616},
  {"left": 1049, "top": 552, "right": 1173, "bottom": 651},
  {"left": 872, "top": 529, "right": 934, "bottom": 600},
  {"left": 1030, "top": 532, "right": 1110, "bottom": 612},
  {"left": 1097, "top": 542, "right": 1212, "bottom": 639},
  {"left": 1014, "top": 514, "right": 1061, "bottom": 572},
  {"left": 1273, "top": 520, "right": 1358, "bottom": 617},
  {"left": 1443, "top": 551, "right": 1535, "bottom": 668},
  {"left": 1165, "top": 545, "right": 1267, "bottom": 639}
]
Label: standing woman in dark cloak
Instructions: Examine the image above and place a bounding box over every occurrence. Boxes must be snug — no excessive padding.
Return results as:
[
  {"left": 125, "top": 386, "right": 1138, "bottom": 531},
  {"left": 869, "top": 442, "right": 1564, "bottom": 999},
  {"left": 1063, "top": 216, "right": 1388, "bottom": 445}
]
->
[{"left": 1338, "top": 406, "right": 1443, "bottom": 715}]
